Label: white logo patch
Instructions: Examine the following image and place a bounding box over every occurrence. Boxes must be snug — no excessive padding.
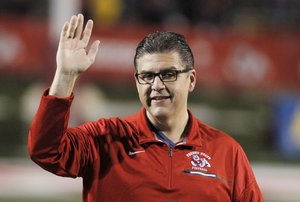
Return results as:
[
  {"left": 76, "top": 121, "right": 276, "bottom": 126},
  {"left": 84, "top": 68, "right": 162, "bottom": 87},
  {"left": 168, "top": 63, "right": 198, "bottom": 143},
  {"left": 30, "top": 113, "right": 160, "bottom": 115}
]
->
[
  {"left": 128, "top": 150, "right": 145, "bottom": 156},
  {"left": 186, "top": 151, "right": 212, "bottom": 171}
]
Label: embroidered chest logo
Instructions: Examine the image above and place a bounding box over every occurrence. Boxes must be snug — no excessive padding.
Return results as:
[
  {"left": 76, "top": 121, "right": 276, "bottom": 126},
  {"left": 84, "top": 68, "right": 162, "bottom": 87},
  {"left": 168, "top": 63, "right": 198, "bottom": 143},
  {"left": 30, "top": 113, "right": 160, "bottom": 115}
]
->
[{"left": 186, "top": 151, "right": 212, "bottom": 172}]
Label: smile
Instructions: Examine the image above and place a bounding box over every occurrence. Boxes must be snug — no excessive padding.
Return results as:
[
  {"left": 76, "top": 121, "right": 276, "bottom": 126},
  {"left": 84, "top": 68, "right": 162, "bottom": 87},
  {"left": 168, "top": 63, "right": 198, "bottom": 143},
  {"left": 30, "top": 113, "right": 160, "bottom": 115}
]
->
[
  {"left": 151, "top": 96, "right": 171, "bottom": 100},
  {"left": 150, "top": 96, "right": 171, "bottom": 104}
]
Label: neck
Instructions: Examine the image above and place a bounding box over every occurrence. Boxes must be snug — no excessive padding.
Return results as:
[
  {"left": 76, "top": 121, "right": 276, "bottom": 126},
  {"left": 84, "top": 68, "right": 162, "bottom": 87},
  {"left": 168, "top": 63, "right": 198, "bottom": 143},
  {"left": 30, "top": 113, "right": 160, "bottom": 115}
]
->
[{"left": 147, "top": 110, "right": 189, "bottom": 143}]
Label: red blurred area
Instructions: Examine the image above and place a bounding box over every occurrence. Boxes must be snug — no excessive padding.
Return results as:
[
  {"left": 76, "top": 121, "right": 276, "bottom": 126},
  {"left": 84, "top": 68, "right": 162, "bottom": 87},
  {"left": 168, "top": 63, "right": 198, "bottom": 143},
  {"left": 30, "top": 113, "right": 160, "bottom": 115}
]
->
[{"left": 0, "top": 15, "right": 299, "bottom": 92}]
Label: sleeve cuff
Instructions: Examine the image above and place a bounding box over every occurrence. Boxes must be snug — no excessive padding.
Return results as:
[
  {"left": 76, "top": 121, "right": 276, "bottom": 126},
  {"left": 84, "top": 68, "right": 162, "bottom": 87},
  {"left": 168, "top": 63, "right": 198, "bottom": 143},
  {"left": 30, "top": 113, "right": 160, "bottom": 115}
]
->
[{"left": 42, "top": 87, "right": 74, "bottom": 104}]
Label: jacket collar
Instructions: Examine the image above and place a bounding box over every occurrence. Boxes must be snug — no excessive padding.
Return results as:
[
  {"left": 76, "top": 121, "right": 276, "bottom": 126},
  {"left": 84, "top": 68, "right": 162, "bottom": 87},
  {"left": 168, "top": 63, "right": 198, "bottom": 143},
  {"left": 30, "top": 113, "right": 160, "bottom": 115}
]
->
[{"left": 136, "top": 108, "right": 202, "bottom": 147}]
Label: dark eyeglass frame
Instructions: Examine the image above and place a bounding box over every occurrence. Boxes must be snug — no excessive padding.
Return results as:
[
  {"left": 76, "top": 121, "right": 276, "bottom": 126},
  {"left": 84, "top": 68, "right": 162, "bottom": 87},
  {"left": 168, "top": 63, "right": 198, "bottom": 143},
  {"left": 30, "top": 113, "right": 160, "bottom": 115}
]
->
[{"left": 135, "top": 68, "right": 192, "bottom": 85}]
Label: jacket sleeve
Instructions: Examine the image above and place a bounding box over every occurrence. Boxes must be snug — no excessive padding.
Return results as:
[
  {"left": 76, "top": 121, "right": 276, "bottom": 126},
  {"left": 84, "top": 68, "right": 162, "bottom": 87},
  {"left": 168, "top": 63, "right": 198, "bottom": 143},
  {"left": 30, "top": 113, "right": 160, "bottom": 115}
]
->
[
  {"left": 233, "top": 145, "right": 264, "bottom": 202},
  {"left": 28, "top": 89, "right": 100, "bottom": 178}
]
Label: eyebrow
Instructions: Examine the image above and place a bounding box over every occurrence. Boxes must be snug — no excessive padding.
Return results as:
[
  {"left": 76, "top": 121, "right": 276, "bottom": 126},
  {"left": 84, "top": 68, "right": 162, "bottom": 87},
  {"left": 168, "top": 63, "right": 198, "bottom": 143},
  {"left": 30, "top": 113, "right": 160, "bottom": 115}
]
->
[{"left": 138, "top": 66, "right": 177, "bottom": 74}]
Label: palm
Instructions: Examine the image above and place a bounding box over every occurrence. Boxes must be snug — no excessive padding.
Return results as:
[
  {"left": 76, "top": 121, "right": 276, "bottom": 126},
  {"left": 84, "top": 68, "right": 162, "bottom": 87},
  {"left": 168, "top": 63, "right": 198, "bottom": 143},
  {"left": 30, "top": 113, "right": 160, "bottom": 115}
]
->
[{"left": 57, "top": 40, "right": 92, "bottom": 73}]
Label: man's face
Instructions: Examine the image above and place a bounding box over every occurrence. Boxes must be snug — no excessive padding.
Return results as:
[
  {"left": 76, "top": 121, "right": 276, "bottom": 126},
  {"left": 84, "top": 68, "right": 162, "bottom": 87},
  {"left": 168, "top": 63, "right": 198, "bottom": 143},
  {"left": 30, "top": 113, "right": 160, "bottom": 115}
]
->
[{"left": 135, "top": 51, "right": 196, "bottom": 121}]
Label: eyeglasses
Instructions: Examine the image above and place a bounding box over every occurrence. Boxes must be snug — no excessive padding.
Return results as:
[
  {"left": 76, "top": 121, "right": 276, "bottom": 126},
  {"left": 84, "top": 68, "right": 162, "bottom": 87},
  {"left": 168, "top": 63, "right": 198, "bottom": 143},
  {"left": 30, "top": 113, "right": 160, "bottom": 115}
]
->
[{"left": 135, "top": 68, "right": 191, "bottom": 85}]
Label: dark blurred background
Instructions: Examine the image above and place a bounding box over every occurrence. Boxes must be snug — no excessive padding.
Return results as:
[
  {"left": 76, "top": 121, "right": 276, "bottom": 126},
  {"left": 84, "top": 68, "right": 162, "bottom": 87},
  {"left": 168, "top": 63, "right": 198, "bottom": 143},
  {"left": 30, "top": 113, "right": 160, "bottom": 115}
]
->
[{"left": 0, "top": 0, "right": 299, "bottom": 201}]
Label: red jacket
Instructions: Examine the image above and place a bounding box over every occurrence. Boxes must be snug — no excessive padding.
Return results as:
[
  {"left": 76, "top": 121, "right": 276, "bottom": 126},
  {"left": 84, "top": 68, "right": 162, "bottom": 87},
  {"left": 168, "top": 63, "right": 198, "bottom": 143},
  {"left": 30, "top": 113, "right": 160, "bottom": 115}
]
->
[{"left": 28, "top": 90, "right": 263, "bottom": 202}]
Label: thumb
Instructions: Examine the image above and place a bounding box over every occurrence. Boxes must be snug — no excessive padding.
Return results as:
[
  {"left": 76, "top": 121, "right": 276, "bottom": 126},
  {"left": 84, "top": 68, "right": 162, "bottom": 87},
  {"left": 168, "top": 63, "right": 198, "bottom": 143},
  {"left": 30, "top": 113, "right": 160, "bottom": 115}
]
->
[{"left": 87, "top": 40, "right": 100, "bottom": 64}]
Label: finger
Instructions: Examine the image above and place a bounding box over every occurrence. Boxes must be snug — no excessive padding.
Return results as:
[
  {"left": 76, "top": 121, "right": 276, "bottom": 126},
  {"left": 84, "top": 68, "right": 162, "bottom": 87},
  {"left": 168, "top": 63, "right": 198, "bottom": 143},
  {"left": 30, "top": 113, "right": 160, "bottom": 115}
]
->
[
  {"left": 67, "top": 15, "right": 78, "bottom": 39},
  {"left": 87, "top": 40, "right": 100, "bottom": 63},
  {"left": 60, "top": 21, "right": 69, "bottom": 40},
  {"left": 82, "top": 19, "right": 94, "bottom": 46},
  {"left": 74, "top": 14, "right": 84, "bottom": 40}
]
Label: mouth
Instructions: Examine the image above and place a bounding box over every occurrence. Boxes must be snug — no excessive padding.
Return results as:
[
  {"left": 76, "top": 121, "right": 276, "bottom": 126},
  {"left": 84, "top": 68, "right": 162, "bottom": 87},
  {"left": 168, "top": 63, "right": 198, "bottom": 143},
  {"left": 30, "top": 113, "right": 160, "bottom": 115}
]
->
[
  {"left": 150, "top": 96, "right": 171, "bottom": 102},
  {"left": 146, "top": 94, "right": 172, "bottom": 106}
]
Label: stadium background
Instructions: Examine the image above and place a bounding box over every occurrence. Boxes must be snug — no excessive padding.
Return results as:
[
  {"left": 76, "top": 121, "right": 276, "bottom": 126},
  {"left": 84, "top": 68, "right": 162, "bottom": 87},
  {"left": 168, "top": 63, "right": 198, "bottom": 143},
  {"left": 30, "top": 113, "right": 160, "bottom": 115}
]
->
[{"left": 0, "top": 0, "right": 299, "bottom": 201}]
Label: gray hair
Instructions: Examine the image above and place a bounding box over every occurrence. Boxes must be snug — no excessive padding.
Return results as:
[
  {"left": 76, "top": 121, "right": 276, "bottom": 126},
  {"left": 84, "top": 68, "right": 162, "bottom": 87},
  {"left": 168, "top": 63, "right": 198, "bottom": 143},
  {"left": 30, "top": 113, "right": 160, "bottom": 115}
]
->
[{"left": 134, "top": 31, "right": 194, "bottom": 71}]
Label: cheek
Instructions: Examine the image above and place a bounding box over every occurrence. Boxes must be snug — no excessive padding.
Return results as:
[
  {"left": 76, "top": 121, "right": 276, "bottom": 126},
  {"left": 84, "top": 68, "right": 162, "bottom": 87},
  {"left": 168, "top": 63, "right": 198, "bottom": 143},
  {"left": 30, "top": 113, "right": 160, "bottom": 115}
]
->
[
  {"left": 136, "top": 86, "right": 143, "bottom": 100},
  {"left": 136, "top": 86, "right": 150, "bottom": 104},
  {"left": 173, "top": 85, "right": 189, "bottom": 101},
  {"left": 136, "top": 83, "right": 146, "bottom": 96},
  {"left": 174, "top": 84, "right": 188, "bottom": 94}
]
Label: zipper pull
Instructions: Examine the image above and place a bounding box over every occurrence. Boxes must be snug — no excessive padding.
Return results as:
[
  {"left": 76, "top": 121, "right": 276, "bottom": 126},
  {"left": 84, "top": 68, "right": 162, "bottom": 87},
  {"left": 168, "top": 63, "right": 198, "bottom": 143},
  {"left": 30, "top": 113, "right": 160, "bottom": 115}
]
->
[{"left": 169, "top": 148, "right": 173, "bottom": 157}]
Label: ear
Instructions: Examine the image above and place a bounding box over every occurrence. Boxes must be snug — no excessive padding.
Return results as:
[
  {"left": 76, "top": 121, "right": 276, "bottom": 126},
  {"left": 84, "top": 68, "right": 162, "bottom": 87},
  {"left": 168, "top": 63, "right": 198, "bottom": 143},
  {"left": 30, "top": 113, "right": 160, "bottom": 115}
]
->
[{"left": 188, "top": 69, "right": 196, "bottom": 92}]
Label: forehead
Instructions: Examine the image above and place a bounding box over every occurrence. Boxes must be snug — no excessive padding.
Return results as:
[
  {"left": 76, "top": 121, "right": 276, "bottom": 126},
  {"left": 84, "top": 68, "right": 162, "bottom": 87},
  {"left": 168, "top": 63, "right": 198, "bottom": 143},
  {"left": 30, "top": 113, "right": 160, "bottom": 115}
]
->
[{"left": 136, "top": 52, "right": 184, "bottom": 72}]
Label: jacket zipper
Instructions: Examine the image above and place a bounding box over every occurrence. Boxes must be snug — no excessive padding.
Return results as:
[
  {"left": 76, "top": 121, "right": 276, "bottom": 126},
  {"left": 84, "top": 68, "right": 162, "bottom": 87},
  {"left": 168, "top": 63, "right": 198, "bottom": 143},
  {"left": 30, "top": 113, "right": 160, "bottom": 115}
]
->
[{"left": 168, "top": 147, "right": 173, "bottom": 188}]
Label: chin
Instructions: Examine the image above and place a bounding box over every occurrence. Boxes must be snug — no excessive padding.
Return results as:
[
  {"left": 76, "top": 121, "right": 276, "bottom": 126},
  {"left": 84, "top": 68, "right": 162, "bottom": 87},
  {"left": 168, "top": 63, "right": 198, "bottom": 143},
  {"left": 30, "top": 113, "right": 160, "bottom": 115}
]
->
[{"left": 148, "top": 107, "right": 171, "bottom": 120}]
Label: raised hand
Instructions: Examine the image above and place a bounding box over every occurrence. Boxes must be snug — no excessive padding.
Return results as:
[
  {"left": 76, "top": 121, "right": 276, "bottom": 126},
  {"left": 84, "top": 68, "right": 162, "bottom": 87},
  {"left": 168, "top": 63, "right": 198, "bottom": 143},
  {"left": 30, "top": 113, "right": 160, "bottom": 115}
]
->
[
  {"left": 50, "top": 14, "right": 100, "bottom": 97},
  {"left": 57, "top": 14, "right": 100, "bottom": 75}
]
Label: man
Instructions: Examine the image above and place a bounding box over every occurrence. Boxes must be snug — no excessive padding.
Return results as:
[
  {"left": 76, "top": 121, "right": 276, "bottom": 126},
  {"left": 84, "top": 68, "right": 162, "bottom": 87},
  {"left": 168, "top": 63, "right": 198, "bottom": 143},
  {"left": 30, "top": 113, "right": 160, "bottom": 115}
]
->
[{"left": 28, "top": 14, "right": 263, "bottom": 202}]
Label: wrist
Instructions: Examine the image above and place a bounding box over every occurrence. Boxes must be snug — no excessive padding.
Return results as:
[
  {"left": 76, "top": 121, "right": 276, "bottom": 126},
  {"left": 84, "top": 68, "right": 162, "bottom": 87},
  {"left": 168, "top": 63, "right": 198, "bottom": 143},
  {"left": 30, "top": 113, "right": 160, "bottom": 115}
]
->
[{"left": 49, "top": 70, "right": 78, "bottom": 97}]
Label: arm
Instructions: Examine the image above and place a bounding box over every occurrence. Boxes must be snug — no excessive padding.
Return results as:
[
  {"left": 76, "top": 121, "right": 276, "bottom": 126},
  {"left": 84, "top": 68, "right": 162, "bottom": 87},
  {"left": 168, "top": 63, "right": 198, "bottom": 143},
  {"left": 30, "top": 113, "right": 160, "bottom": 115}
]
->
[
  {"left": 50, "top": 14, "right": 100, "bottom": 97},
  {"left": 234, "top": 146, "right": 264, "bottom": 202},
  {"left": 28, "top": 14, "right": 100, "bottom": 177}
]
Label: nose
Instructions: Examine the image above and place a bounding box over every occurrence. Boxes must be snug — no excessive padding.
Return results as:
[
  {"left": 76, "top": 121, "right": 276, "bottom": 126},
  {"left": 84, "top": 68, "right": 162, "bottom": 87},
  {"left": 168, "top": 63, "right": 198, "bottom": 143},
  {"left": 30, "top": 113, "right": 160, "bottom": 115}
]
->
[{"left": 151, "top": 75, "right": 165, "bottom": 91}]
